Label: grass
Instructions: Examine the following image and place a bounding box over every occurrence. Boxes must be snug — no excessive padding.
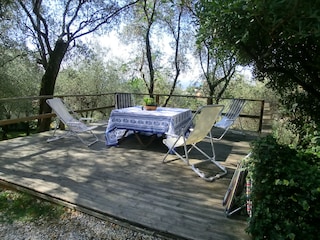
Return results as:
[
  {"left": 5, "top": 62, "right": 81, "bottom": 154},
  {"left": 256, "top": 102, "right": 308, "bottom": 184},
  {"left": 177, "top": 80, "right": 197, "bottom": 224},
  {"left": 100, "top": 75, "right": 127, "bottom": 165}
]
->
[
  {"left": 0, "top": 188, "right": 65, "bottom": 223},
  {"left": 1, "top": 129, "right": 66, "bottom": 223}
]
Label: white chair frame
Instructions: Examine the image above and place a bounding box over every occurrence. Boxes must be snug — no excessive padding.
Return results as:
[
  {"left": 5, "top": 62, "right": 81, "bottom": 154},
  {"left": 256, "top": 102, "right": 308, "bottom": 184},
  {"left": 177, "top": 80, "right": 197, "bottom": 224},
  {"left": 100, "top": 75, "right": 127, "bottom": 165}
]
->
[
  {"left": 162, "top": 105, "right": 227, "bottom": 181},
  {"left": 46, "top": 98, "right": 99, "bottom": 146},
  {"left": 213, "top": 98, "right": 246, "bottom": 140}
]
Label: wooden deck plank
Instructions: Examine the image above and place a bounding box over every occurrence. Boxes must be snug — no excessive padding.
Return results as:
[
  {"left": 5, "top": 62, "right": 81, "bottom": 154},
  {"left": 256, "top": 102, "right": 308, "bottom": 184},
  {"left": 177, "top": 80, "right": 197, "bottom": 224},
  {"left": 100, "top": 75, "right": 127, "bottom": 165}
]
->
[{"left": 0, "top": 127, "right": 256, "bottom": 240}]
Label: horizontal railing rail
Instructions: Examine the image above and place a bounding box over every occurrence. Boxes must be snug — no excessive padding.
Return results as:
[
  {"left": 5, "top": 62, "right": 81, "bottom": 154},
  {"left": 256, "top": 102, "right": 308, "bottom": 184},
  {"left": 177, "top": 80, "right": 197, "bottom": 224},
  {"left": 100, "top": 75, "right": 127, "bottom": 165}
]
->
[
  {"left": 0, "top": 94, "right": 115, "bottom": 126},
  {"left": 0, "top": 93, "right": 265, "bottom": 139}
]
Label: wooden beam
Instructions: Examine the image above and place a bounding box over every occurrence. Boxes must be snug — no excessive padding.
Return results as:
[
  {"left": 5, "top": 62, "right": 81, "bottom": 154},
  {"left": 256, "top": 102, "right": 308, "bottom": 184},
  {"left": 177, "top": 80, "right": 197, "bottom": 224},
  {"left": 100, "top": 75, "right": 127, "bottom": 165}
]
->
[{"left": 0, "top": 113, "right": 54, "bottom": 126}]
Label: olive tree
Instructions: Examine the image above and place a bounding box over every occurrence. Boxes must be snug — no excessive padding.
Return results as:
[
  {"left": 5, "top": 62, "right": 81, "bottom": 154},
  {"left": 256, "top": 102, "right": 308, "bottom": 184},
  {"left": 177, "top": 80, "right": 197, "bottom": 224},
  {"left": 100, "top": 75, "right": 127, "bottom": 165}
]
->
[
  {"left": 121, "top": 0, "right": 194, "bottom": 105},
  {"left": 12, "top": 0, "right": 140, "bottom": 131},
  {"left": 197, "top": 38, "right": 237, "bottom": 104}
]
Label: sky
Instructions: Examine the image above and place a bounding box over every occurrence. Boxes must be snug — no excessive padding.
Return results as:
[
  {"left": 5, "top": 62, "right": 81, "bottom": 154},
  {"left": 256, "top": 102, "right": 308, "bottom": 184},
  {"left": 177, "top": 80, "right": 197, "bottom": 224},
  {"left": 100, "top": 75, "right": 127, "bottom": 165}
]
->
[
  {"left": 90, "top": 31, "right": 252, "bottom": 89},
  {"left": 92, "top": 31, "right": 203, "bottom": 88}
]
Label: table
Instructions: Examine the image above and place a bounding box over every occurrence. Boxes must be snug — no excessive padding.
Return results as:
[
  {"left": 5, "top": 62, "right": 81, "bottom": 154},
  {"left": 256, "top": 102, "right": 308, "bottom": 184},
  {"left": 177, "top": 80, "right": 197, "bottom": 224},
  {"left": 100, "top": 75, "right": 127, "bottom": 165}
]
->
[{"left": 105, "top": 106, "right": 192, "bottom": 146}]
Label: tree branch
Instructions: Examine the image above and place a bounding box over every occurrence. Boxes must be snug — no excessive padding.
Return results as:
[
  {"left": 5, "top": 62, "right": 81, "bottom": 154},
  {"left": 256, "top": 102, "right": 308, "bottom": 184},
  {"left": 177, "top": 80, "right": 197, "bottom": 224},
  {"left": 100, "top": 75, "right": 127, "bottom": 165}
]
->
[
  {"left": 18, "top": 1, "right": 50, "bottom": 68},
  {"left": 70, "top": 0, "right": 141, "bottom": 41}
]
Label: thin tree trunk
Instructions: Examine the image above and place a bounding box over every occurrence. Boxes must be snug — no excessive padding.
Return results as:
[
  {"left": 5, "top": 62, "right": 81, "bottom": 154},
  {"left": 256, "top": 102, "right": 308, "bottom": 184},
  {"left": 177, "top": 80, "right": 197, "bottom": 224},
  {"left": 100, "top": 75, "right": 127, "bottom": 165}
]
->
[
  {"left": 164, "top": 10, "right": 182, "bottom": 107},
  {"left": 145, "top": 28, "right": 154, "bottom": 97}
]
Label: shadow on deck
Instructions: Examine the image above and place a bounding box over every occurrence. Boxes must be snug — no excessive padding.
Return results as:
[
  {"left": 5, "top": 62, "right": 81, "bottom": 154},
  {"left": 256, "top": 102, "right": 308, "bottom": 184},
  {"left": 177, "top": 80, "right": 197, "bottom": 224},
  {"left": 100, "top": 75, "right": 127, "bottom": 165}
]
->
[{"left": 0, "top": 126, "right": 258, "bottom": 240}]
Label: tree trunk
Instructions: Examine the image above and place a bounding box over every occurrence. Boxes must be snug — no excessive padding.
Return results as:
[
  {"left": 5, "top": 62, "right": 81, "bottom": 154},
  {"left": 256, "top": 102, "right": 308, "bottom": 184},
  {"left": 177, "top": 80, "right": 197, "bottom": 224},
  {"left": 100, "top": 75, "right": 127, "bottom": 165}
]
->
[
  {"left": 164, "top": 10, "right": 182, "bottom": 107},
  {"left": 207, "top": 94, "right": 214, "bottom": 105},
  {"left": 207, "top": 77, "right": 216, "bottom": 104},
  {"left": 146, "top": 28, "right": 154, "bottom": 97},
  {"left": 38, "top": 39, "right": 68, "bottom": 132}
]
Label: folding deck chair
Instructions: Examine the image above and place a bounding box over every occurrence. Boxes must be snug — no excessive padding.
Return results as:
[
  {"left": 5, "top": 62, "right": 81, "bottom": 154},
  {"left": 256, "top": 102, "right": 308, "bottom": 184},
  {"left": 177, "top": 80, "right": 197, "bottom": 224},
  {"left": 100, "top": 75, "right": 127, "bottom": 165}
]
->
[
  {"left": 162, "top": 105, "right": 227, "bottom": 181},
  {"left": 212, "top": 98, "right": 246, "bottom": 140},
  {"left": 115, "top": 93, "right": 134, "bottom": 109},
  {"left": 46, "top": 98, "right": 99, "bottom": 146},
  {"left": 223, "top": 152, "right": 252, "bottom": 217}
]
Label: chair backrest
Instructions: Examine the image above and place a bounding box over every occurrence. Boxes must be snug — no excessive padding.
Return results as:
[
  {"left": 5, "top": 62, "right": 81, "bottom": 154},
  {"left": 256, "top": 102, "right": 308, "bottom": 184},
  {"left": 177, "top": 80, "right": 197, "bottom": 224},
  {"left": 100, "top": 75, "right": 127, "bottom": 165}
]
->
[
  {"left": 215, "top": 98, "right": 246, "bottom": 129},
  {"left": 186, "top": 105, "right": 224, "bottom": 145},
  {"left": 115, "top": 93, "right": 133, "bottom": 109},
  {"left": 46, "top": 98, "right": 75, "bottom": 125}
]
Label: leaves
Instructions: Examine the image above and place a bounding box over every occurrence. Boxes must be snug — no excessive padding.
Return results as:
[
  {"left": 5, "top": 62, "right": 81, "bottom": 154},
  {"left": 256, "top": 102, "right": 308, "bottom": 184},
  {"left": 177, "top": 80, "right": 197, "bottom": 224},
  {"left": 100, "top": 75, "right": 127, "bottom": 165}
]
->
[
  {"left": 247, "top": 135, "right": 320, "bottom": 239},
  {"left": 196, "top": 0, "right": 320, "bottom": 124}
]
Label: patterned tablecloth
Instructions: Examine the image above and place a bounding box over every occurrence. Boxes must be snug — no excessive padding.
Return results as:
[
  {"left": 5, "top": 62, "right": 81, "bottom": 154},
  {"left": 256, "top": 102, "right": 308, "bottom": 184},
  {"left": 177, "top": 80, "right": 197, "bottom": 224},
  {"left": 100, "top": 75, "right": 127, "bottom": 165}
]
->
[{"left": 105, "top": 106, "right": 192, "bottom": 146}]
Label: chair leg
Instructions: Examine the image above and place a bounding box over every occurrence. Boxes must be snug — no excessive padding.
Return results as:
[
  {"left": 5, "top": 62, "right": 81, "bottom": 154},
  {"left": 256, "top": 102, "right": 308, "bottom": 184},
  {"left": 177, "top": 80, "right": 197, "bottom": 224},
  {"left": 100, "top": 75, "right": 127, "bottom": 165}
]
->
[
  {"left": 162, "top": 140, "right": 190, "bottom": 165},
  {"left": 75, "top": 130, "right": 99, "bottom": 146},
  {"left": 191, "top": 161, "right": 227, "bottom": 182},
  {"left": 162, "top": 147, "right": 189, "bottom": 165},
  {"left": 133, "top": 132, "right": 157, "bottom": 147},
  {"left": 47, "top": 118, "right": 99, "bottom": 146},
  {"left": 190, "top": 136, "right": 228, "bottom": 181},
  {"left": 47, "top": 119, "right": 67, "bottom": 142}
]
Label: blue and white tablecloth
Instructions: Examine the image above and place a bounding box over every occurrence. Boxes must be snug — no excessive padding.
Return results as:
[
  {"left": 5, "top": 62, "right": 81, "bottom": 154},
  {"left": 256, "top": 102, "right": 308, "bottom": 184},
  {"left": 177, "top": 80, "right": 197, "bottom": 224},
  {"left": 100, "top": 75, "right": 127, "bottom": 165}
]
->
[{"left": 105, "top": 106, "right": 192, "bottom": 146}]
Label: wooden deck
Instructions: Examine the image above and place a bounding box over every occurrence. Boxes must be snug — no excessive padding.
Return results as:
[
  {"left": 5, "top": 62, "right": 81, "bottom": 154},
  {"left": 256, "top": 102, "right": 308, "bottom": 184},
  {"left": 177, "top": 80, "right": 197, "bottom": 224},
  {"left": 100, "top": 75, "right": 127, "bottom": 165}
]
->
[{"left": 0, "top": 125, "right": 257, "bottom": 240}]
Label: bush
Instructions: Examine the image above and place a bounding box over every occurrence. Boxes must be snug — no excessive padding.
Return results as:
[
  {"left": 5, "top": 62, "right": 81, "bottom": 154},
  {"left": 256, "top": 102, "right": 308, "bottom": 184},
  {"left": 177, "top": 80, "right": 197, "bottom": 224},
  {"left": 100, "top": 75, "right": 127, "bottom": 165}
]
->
[{"left": 247, "top": 135, "right": 320, "bottom": 240}]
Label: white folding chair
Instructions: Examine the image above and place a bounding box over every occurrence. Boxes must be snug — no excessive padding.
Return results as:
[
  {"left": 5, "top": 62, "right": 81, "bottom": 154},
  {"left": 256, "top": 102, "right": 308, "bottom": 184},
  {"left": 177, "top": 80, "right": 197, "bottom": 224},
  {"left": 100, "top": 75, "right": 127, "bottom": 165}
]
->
[
  {"left": 213, "top": 98, "right": 246, "bottom": 140},
  {"left": 223, "top": 152, "right": 252, "bottom": 217},
  {"left": 162, "top": 105, "right": 227, "bottom": 181},
  {"left": 46, "top": 98, "right": 99, "bottom": 146}
]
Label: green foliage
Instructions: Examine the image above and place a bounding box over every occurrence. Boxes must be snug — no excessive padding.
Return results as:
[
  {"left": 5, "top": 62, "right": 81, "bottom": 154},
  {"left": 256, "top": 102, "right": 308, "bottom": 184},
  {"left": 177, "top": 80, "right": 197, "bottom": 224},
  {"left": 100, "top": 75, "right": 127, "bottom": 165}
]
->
[
  {"left": 0, "top": 189, "right": 64, "bottom": 223},
  {"left": 56, "top": 56, "right": 128, "bottom": 119},
  {"left": 219, "top": 77, "right": 275, "bottom": 131},
  {"left": 0, "top": 46, "right": 42, "bottom": 121},
  {"left": 278, "top": 89, "right": 320, "bottom": 127},
  {"left": 127, "top": 77, "right": 146, "bottom": 94},
  {"left": 272, "top": 120, "right": 299, "bottom": 147},
  {"left": 272, "top": 94, "right": 320, "bottom": 151},
  {"left": 196, "top": 0, "right": 320, "bottom": 122},
  {"left": 298, "top": 123, "right": 320, "bottom": 157},
  {"left": 196, "top": 34, "right": 237, "bottom": 100},
  {"left": 247, "top": 136, "right": 320, "bottom": 239},
  {"left": 143, "top": 97, "right": 156, "bottom": 106},
  {"left": 0, "top": 49, "right": 41, "bottom": 99}
]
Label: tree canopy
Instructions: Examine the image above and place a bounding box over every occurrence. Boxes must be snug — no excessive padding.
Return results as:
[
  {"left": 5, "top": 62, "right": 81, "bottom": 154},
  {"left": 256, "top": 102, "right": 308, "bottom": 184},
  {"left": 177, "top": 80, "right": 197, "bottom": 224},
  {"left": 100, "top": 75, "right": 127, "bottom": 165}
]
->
[
  {"left": 196, "top": 0, "right": 320, "bottom": 123},
  {"left": 10, "top": 0, "right": 139, "bottom": 130}
]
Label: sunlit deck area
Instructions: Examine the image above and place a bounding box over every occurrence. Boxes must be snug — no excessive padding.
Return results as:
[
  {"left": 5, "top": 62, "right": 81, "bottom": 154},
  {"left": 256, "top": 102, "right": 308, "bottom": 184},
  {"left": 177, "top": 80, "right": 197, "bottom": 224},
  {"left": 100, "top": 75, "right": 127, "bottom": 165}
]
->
[{"left": 0, "top": 125, "right": 257, "bottom": 240}]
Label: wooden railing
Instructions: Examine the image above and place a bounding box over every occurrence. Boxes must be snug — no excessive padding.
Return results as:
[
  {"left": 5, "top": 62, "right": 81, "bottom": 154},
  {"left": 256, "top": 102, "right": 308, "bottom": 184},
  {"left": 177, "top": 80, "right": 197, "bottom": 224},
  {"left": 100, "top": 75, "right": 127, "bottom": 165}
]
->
[
  {"left": 0, "top": 94, "right": 114, "bottom": 126},
  {"left": 0, "top": 93, "right": 265, "bottom": 139}
]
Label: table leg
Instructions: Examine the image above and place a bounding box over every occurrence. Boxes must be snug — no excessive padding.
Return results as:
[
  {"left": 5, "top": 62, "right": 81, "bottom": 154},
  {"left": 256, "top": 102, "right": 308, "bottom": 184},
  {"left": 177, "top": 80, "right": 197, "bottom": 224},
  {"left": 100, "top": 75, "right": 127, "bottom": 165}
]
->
[{"left": 133, "top": 131, "right": 157, "bottom": 147}]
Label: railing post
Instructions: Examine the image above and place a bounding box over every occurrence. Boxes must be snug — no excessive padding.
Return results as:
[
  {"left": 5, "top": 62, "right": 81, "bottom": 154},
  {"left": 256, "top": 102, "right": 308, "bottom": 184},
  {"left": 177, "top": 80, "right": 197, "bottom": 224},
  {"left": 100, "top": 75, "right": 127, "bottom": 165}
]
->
[
  {"left": 258, "top": 100, "right": 265, "bottom": 133},
  {"left": 155, "top": 94, "right": 160, "bottom": 105}
]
